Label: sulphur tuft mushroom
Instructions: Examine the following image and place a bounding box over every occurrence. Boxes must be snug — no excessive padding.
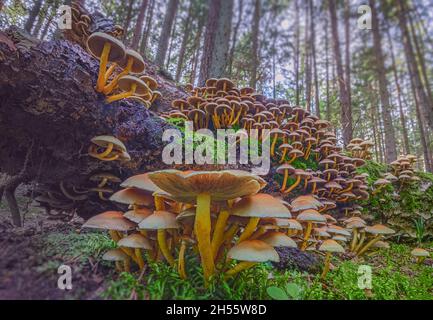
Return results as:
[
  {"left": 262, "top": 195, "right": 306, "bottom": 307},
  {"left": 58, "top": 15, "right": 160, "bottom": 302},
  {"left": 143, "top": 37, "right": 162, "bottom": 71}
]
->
[{"left": 319, "top": 239, "right": 344, "bottom": 279}]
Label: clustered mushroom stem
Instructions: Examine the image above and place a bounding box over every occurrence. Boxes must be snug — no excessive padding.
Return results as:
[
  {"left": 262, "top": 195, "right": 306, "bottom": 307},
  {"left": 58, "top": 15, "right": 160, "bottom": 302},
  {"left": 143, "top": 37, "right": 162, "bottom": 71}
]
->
[
  {"left": 280, "top": 170, "right": 289, "bottom": 192},
  {"left": 109, "top": 230, "right": 120, "bottom": 242},
  {"left": 106, "top": 83, "right": 137, "bottom": 103},
  {"left": 354, "top": 232, "right": 366, "bottom": 253},
  {"left": 225, "top": 262, "right": 257, "bottom": 279},
  {"left": 279, "top": 149, "right": 288, "bottom": 163},
  {"left": 103, "top": 58, "right": 134, "bottom": 94},
  {"left": 284, "top": 175, "right": 301, "bottom": 194},
  {"left": 417, "top": 257, "right": 425, "bottom": 264},
  {"left": 350, "top": 228, "right": 358, "bottom": 252},
  {"left": 321, "top": 252, "right": 332, "bottom": 279},
  {"left": 104, "top": 63, "right": 117, "bottom": 81},
  {"left": 96, "top": 42, "right": 112, "bottom": 92},
  {"left": 96, "top": 143, "right": 114, "bottom": 159},
  {"left": 357, "top": 235, "right": 382, "bottom": 257},
  {"left": 178, "top": 240, "right": 187, "bottom": 279},
  {"left": 301, "top": 222, "right": 313, "bottom": 251},
  {"left": 238, "top": 217, "right": 260, "bottom": 243},
  {"left": 271, "top": 136, "right": 279, "bottom": 156},
  {"left": 124, "top": 256, "right": 131, "bottom": 273},
  {"left": 154, "top": 196, "right": 165, "bottom": 211},
  {"left": 115, "top": 261, "right": 123, "bottom": 272},
  {"left": 287, "top": 155, "right": 297, "bottom": 164},
  {"left": 135, "top": 248, "right": 145, "bottom": 270},
  {"left": 157, "top": 229, "right": 175, "bottom": 266},
  {"left": 195, "top": 193, "right": 215, "bottom": 282},
  {"left": 211, "top": 209, "right": 231, "bottom": 260}
]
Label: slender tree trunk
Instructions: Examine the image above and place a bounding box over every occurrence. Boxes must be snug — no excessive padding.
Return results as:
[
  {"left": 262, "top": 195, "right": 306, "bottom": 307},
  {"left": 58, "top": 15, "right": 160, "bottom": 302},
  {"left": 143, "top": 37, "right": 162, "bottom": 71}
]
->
[
  {"left": 165, "top": 22, "right": 177, "bottom": 70},
  {"left": 325, "top": 14, "right": 331, "bottom": 121},
  {"left": 228, "top": 0, "right": 244, "bottom": 77},
  {"left": 140, "top": 0, "right": 155, "bottom": 55},
  {"left": 122, "top": 0, "right": 135, "bottom": 42},
  {"left": 344, "top": 0, "right": 352, "bottom": 107},
  {"left": 190, "top": 12, "right": 206, "bottom": 85},
  {"left": 328, "top": 0, "right": 352, "bottom": 146},
  {"left": 131, "top": 0, "right": 148, "bottom": 51},
  {"left": 154, "top": 0, "right": 179, "bottom": 68},
  {"left": 32, "top": 1, "right": 49, "bottom": 37},
  {"left": 304, "top": 0, "right": 311, "bottom": 111},
  {"left": 250, "top": 0, "right": 261, "bottom": 89},
  {"left": 385, "top": 27, "right": 410, "bottom": 154},
  {"left": 294, "top": 0, "right": 300, "bottom": 105},
  {"left": 310, "top": 0, "right": 320, "bottom": 118},
  {"left": 198, "top": 0, "right": 233, "bottom": 85},
  {"left": 39, "top": 6, "right": 55, "bottom": 40},
  {"left": 369, "top": 0, "right": 397, "bottom": 163},
  {"left": 25, "top": 0, "right": 44, "bottom": 33},
  {"left": 175, "top": 2, "right": 194, "bottom": 82}
]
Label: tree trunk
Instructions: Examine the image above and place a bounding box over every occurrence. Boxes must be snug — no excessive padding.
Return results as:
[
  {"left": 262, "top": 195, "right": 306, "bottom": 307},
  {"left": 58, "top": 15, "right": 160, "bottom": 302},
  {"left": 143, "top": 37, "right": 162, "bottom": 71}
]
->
[
  {"left": 198, "top": 0, "right": 233, "bottom": 85},
  {"left": 369, "top": 0, "right": 397, "bottom": 163},
  {"left": 250, "top": 0, "right": 261, "bottom": 89},
  {"left": 24, "top": 0, "right": 44, "bottom": 33},
  {"left": 325, "top": 13, "right": 331, "bottom": 121},
  {"left": 304, "top": 0, "right": 311, "bottom": 112},
  {"left": 39, "top": 6, "right": 55, "bottom": 40},
  {"left": 294, "top": 0, "right": 300, "bottom": 105},
  {"left": 122, "top": 0, "right": 135, "bottom": 42},
  {"left": 140, "top": 0, "right": 155, "bottom": 55},
  {"left": 328, "top": 0, "right": 352, "bottom": 146},
  {"left": 175, "top": 2, "right": 193, "bottom": 82},
  {"left": 154, "top": 0, "right": 179, "bottom": 68},
  {"left": 131, "top": 0, "right": 148, "bottom": 51},
  {"left": 190, "top": 11, "right": 206, "bottom": 84},
  {"left": 310, "top": 0, "right": 320, "bottom": 118},
  {"left": 344, "top": 0, "right": 351, "bottom": 107},
  {"left": 165, "top": 20, "right": 177, "bottom": 70},
  {"left": 228, "top": 0, "right": 243, "bottom": 77},
  {"left": 32, "top": 1, "right": 50, "bottom": 37}
]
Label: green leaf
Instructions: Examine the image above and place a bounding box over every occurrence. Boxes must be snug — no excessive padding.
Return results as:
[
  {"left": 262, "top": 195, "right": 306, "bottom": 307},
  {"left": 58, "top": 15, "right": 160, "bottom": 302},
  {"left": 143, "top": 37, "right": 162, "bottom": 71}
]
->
[
  {"left": 285, "top": 283, "right": 301, "bottom": 299},
  {"left": 266, "top": 286, "right": 289, "bottom": 300}
]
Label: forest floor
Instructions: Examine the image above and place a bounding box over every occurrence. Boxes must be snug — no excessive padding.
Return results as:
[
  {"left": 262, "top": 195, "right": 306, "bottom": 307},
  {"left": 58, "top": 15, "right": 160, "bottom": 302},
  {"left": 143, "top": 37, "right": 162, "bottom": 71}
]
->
[{"left": 1, "top": 185, "right": 433, "bottom": 300}]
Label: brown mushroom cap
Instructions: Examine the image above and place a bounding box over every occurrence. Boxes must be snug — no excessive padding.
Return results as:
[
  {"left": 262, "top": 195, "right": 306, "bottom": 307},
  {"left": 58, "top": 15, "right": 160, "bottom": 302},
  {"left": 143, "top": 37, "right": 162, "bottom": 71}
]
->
[
  {"left": 140, "top": 76, "right": 158, "bottom": 91},
  {"left": 411, "top": 248, "right": 429, "bottom": 257},
  {"left": 147, "top": 170, "right": 262, "bottom": 203},
  {"left": 110, "top": 188, "right": 154, "bottom": 206},
  {"left": 118, "top": 75, "right": 150, "bottom": 96},
  {"left": 319, "top": 239, "right": 345, "bottom": 253},
  {"left": 290, "top": 195, "right": 323, "bottom": 212},
  {"left": 296, "top": 209, "right": 326, "bottom": 224},
  {"left": 117, "top": 233, "right": 152, "bottom": 249},
  {"left": 260, "top": 232, "right": 297, "bottom": 248},
  {"left": 118, "top": 49, "right": 145, "bottom": 73},
  {"left": 83, "top": 211, "right": 136, "bottom": 231},
  {"left": 227, "top": 240, "right": 280, "bottom": 262},
  {"left": 121, "top": 173, "right": 161, "bottom": 193},
  {"left": 365, "top": 224, "right": 395, "bottom": 235},
  {"left": 102, "top": 249, "right": 129, "bottom": 261},
  {"left": 123, "top": 207, "right": 153, "bottom": 223},
  {"left": 138, "top": 210, "right": 180, "bottom": 230},
  {"left": 91, "top": 135, "right": 127, "bottom": 152},
  {"left": 87, "top": 32, "right": 126, "bottom": 62},
  {"left": 231, "top": 193, "right": 292, "bottom": 218}
]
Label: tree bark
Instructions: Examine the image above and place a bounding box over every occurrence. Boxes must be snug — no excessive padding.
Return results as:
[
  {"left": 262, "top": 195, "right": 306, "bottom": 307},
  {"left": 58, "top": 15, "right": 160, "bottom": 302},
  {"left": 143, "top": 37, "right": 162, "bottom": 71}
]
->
[
  {"left": 198, "top": 0, "right": 233, "bottom": 85},
  {"left": 369, "top": 0, "right": 397, "bottom": 163},
  {"left": 165, "top": 19, "right": 177, "bottom": 70},
  {"left": 175, "top": 1, "right": 193, "bottom": 82},
  {"left": 304, "top": 0, "right": 311, "bottom": 112},
  {"left": 131, "top": 0, "right": 148, "bottom": 51},
  {"left": 325, "top": 13, "right": 331, "bottom": 122},
  {"left": 24, "top": 0, "right": 44, "bottom": 33},
  {"left": 310, "top": 0, "right": 320, "bottom": 118},
  {"left": 140, "top": 0, "right": 155, "bottom": 55},
  {"left": 154, "top": 0, "right": 179, "bottom": 68},
  {"left": 228, "top": 0, "right": 243, "bottom": 77},
  {"left": 250, "top": 0, "right": 261, "bottom": 89},
  {"left": 328, "top": 0, "right": 352, "bottom": 146},
  {"left": 344, "top": 0, "right": 352, "bottom": 108},
  {"left": 122, "top": 0, "right": 135, "bottom": 42},
  {"left": 294, "top": 0, "right": 300, "bottom": 105},
  {"left": 190, "top": 10, "right": 206, "bottom": 84}
]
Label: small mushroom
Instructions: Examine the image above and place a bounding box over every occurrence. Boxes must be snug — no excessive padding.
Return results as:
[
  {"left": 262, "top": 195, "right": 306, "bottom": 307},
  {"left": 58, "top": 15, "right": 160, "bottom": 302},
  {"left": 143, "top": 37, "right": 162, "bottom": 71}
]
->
[
  {"left": 411, "top": 248, "right": 430, "bottom": 264},
  {"left": 106, "top": 75, "right": 150, "bottom": 103},
  {"left": 319, "top": 239, "right": 345, "bottom": 279}
]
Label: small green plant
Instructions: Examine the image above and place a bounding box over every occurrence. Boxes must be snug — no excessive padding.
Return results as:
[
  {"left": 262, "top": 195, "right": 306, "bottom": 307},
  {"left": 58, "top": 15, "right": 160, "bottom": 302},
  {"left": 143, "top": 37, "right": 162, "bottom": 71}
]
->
[
  {"left": 414, "top": 218, "right": 426, "bottom": 245},
  {"left": 103, "top": 272, "right": 146, "bottom": 300},
  {"left": 267, "top": 283, "right": 303, "bottom": 300}
]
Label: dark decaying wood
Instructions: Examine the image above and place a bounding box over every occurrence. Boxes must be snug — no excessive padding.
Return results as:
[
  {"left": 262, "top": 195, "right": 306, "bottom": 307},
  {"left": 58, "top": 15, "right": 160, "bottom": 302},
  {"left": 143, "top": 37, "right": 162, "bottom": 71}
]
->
[{"left": 0, "top": 22, "right": 188, "bottom": 222}]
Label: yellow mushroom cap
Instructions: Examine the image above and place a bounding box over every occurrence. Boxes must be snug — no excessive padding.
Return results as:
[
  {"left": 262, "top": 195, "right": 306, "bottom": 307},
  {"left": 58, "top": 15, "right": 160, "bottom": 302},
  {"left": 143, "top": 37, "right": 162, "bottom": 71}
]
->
[
  {"left": 228, "top": 240, "right": 280, "bottom": 262},
  {"left": 260, "top": 232, "right": 297, "bottom": 248},
  {"left": 123, "top": 207, "right": 153, "bottom": 223},
  {"left": 121, "top": 173, "right": 161, "bottom": 193},
  {"left": 91, "top": 135, "right": 127, "bottom": 152},
  {"left": 411, "top": 248, "right": 429, "bottom": 257},
  {"left": 319, "top": 239, "right": 345, "bottom": 253},
  {"left": 110, "top": 188, "right": 154, "bottom": 206},
  {"left": 87, "top": 32, "right": 126, "bottom": 62},
  {"left": 83, "top": 211, "right": 136, "bottom": 231},
  {"left": 117, "top": 233, "right": 152, "bottom": 249},
  {"left": 102, "top": 249, "right": 129, "bottom": 261},
  {"left": 147, "top": 170, "right": 262, "bottom": 203},
  {"left": 231, "top": 193, "right": 292, "bottom": 218},
  {"left": 138, "top": 210, "right": 180, "bottom": 230},
  {"left": 365, "top": 224, "right": 395, "bottom": 235}
]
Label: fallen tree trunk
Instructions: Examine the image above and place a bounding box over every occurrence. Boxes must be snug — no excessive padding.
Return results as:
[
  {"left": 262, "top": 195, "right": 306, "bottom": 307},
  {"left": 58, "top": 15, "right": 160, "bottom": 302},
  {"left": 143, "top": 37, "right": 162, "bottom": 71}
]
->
[{"left": 0, "top": 25, "right": 186, "bottom": 222}]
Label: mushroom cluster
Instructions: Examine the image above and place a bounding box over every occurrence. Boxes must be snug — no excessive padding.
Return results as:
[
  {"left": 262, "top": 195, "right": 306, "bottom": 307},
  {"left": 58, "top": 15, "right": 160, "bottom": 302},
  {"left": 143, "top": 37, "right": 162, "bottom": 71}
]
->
[
  {"left": 389, "top": 154, "right": 420, "bottom": 184},
  {"left": 88, "top": 135, "right": 131, "bottom": 162},
  {"left": 86, "top": 32, "right": 160, "bottom": 107},
  {"left": 346, "top": 138, "right": 374, "bottom": 160}
]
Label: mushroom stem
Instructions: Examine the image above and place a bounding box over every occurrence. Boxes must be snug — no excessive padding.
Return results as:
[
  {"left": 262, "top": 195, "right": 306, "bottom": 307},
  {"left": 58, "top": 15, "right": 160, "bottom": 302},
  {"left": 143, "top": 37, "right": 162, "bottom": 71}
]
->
[
  {"left": 157, "top": 229, "right": 175, "bottom": 266},
  {"left": 287, "top": 155, "right": 297, "bottom": 164},
  {"left": 238, "top": 217, "right": 260, "bottom": 243},
  {"left": 280, "top": 170, "right": 289, "bottom": 192},
  {"left": 106, "top": 83, "right": 137, "bottom": 103},
  {"left": 178, "top": 240, "right": 187, "bottom": 279},
  {"left": 135, "top": 248, "right": 145, "bottom": 270},
  {"left": 96, "top": 42, "right": 112, "bottom": 92},
  {"left": 354, "top": 232, "right": 366, "bottom": 253},
  {"left": 225, "top": 261, "right": 257, "bottom": 278},
  {"left": 271, "top": 136, "right": 279, "bottom": 157},
  {"left": 301, "top": 222, "right": 313, "bottom": 251},
  {"left": 109, "top": 230, "right": 121, "bottom": 242},
  {"left": 321, "top": 252, "right": 332, "bottom": 279},
  {"left": 249, "top": 226, "right": 267, "bottom": 240},
  {"left": 279, "top": 149, "right": 288, "bottom": 163},
  {"left": 103, "top": 58, "right": 134, "bottom": 94},
  {"left": 350, "top": 228, "right": 358, "bottom": 252},
  {"left": 195, "top": 193, "right": 215, "bottom": 282},
  {"left": 123, "top": 256, "right": 131, "bottom": 273},
  {"left": 115, "top": 261, "right": 123, "bottom": 272},
  {"left": 154, "top": 196, "right": 165, "bottom": 211},
  {"left": 357, "top": 235, "right": 382, "bottom": 257},
  {"left": 104, "top": 63, "right": 117, "bottom": 81},
  {"left": 284, "top": 175, "right": 301, "bottom": 193},
  {"left": 211, "top": 209, "right": 230, "bottom": 260},
  {"left": 417, "top": 257, "right": 425, "bottom": 264}
]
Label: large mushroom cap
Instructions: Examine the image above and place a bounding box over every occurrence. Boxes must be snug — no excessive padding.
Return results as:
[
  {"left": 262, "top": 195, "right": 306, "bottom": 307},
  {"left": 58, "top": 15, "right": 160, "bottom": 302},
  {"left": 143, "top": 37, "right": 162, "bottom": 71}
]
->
[
  {"left": 296, "top": 209, "right": 326, "bottom": 224},
  {"left": 148, "top": 170, "right": 262, "bottom": 203},
  {"left": 123, "top": 207, "right": 153, "bottom": 223},
  {"left": 231, "top": 193, "right": 292, "bottom": 218},
  {"left": 228, "top": 240, "right": 280, "bottom": 262},
  {"left": 260, "top": 232, "right": 297, "bottom": 248},
  {"left": 87, "top": 32, "right": 125, "bottom": 62},
  {"left": 118, "top": 75, "right": 150, "bottom": 96},
  {"left": 117, "top": 233, "right": 152, "bottom": 249},
  {"left": 102, "top": 249, "right": 129, "bottom": 261},
  {"left": 138, "top": 210, "right": 180, "bottom": 230},
  {"left": 365, "top": 224, "right": 395, "bottom": 235},
  {"left": 319, "top": 239, "right": 345, "bottom": 253},
  {"left": 83, "top": 211, "right": 136, "bottom": 231},
  {"left": 119, "top": 49, "right": 145, "bottom": 73},
  {"left": 290, "top": 195, "right": 323, "bottom": 212},
  {"left": 121, "top": 173, "right": 161, "bottom": 193},
  {"left": 110, "top": 188, "right": 154, "bottom": 206}
]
